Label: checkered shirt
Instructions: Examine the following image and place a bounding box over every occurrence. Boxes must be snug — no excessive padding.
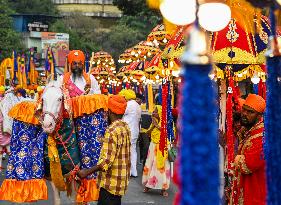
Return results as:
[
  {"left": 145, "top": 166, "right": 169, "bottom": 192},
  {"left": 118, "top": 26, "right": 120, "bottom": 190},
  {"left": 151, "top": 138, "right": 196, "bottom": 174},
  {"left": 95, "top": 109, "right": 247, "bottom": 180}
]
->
[{"left": 97, "top": 119, "right": 131, "bottom": 196}]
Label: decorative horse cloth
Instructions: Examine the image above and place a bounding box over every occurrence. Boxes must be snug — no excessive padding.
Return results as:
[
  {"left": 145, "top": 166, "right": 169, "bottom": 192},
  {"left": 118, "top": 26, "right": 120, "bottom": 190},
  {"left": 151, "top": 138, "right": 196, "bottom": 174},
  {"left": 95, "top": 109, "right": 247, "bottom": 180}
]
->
[
  {"left": 44, "top": 118, "right": 80, "bottom": 177},
  {"left": 0, "top": 102, "right": 47, "bottom": 203},
  {"left": 0, "top": 119, "right": 47, "bottom": 203},
  {"left": 71, "top": 95, "right": 108, "bottom": 202}
]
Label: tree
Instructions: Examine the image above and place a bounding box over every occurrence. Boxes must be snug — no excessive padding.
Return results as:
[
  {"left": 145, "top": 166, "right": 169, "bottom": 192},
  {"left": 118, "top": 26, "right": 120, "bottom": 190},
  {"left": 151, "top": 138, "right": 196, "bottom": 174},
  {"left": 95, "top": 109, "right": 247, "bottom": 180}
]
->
[
  {"left": 102, "top": 24, "right": 145, "bottom": 61},
  {"left": 49, "top": 14, "right": 102, "bottom": 52},
  {"left": 0, "top": 0, "right": 23, "bottom": 61},
  {"left": 113, "top": 0, "right": 156, "bottom": 16},
  {"left": 8, "top": 0, "right": 59, "bottom": 15}
]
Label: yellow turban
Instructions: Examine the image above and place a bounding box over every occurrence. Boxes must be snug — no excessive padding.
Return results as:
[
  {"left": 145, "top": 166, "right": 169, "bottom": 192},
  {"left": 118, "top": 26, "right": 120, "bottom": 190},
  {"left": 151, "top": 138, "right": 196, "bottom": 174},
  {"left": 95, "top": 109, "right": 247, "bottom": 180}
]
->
[
  {"left": 119, "top": 89, "right": 136, "bottom": 101},
  {"left": 0, "top": 86, "right": 5, "bottom": 93},
  {"left": 37, "top": 86, "right": 43, "bottom": 93}
]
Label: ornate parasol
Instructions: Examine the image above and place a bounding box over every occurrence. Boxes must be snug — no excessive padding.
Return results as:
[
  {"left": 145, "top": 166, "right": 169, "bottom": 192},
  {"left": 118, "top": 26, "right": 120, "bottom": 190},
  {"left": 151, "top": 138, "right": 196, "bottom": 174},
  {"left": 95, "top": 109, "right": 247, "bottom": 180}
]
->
[
  {"left": 147, "top": 24, "right": 172, "bottom": 46},
  {"left": 211, "top": 16, "right": 270, "bottom": 81}
]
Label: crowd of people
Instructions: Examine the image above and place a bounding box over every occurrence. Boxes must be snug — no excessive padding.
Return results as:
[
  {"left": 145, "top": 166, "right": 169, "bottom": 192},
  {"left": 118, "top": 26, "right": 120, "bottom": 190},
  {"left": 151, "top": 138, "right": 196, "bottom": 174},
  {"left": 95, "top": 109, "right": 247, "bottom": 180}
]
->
[
  {"left": 0, "top": 49, "right": 269, "bottom": 205},
  {"left": 0, "top": 50, "right": 177, "bottom": 205}
]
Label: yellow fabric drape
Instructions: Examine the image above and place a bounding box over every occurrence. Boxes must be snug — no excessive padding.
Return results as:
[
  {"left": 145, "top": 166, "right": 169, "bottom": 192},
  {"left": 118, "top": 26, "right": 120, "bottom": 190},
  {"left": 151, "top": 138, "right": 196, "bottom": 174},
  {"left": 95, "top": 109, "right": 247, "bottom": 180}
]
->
[
  {"left": 47, "top": 135, "right": 66, "bottom": 191},
  {"left": 226, "top": 0, "right": 262, "bottom": 34},
  {"left": 148, "top": 83, "right": 154, "bottom": 113}
]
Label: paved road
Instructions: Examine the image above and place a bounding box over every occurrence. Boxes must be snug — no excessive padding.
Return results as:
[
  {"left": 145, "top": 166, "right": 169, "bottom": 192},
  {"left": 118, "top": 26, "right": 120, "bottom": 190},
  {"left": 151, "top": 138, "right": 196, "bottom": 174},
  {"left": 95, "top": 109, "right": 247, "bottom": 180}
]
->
[{"left": 0, "top": 156, "right": 176, "bottom": 205}]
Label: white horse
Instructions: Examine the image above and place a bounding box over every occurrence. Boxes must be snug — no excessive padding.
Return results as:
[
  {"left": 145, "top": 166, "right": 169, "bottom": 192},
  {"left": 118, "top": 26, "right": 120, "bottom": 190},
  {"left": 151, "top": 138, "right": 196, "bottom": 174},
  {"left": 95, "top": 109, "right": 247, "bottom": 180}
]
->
[
  {"left": 41, "top": 79, "right": 79, "bottom": 205},
  {"left": 41, "top": 78, "right": 108, "bottom": 205}
]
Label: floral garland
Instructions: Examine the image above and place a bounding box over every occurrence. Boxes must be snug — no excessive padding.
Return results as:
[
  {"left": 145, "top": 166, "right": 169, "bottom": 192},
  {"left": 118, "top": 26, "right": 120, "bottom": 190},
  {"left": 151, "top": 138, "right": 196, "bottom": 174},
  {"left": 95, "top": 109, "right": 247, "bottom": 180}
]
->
[
  {"left": 145, "top": 85, "right": 149, "bottom": 110},
  {"left": 265, "top": 56, "right": 281, "bottom": 204},
  {"left": 167, "top": 81, "right": 175, "bottom": 142},
  {"left": 258, "top": 81, "right": 266, "bottom": 100},
  {"left": 179, "top": 64, "right": 219, "bottom": 204},
  {"left": 159, "top": 81, "right": 168, "bottom": 156},
  {"left": 173, "top": 81, "right": 183, "bottom": 205},
  {"left": 226, "top": 77, "right": 235, "bottom": 172}
]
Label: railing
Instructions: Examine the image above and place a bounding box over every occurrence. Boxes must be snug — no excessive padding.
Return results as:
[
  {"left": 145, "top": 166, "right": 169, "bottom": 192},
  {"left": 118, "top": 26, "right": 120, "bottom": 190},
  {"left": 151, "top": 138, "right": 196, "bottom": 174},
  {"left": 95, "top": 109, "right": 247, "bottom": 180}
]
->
[{"left": 52, "top": 0, "right": 113, "bottom": 4}]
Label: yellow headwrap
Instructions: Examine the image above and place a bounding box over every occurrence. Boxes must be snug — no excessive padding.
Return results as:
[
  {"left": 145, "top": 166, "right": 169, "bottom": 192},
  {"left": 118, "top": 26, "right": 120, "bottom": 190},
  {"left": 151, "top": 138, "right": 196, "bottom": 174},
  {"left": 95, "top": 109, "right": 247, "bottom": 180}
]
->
[
  {"left": 0, "top": 86, "right": 5, "bottom": 93},
  {"left": 118, "top": 89, "right": 136, "bottom": 101},
  {"left": 37, "top": 86, "right": 43, "bottom": 92}
]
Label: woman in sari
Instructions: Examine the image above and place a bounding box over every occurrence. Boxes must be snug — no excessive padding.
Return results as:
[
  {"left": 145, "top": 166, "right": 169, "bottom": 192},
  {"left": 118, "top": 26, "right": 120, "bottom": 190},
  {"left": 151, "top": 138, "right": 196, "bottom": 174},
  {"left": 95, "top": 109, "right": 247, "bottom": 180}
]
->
[{"left": 142, "top": 105, "right": 171, "bottom": 197}]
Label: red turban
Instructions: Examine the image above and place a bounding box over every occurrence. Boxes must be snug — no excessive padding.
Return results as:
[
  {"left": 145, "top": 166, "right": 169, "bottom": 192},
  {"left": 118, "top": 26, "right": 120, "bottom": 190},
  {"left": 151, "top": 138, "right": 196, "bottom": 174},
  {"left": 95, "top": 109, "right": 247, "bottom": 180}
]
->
[
  {"left": 67, "top": 50, "right": 85, "bottom": 65},
  {"left": 108, "top": 95, "right": 127, "bottom": 115},
  {"left": 244, "top": 94, "right": 266, "bottom": 113}
]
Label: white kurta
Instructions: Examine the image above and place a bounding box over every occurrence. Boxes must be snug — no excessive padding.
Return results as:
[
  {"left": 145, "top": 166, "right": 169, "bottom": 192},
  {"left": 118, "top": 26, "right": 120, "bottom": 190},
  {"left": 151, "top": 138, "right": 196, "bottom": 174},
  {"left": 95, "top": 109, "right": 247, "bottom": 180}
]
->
[
  {"left": 0, "top": 92, "right": 25, "bottom": 134},
  {"left": 60, "top": 74, "right": 101, "bottom": 94},
  {"left": 123, "top": 100, "right": 142, "bottom": 176}
]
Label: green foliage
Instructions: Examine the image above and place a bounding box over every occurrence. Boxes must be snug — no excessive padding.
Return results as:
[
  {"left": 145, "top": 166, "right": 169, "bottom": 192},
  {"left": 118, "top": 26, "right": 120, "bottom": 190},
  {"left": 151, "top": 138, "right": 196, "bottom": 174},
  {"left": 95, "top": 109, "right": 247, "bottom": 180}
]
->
[
  {"left": 0, "top": 0, "right": 23, "bottom": 61},
  {"left": 113, "top": 0, "right": 153, "bottom": 16},
  {"left": 102, "top": 24, "right": 144, "bottom": 60},
  {"left": 49, "top": 15, "right": 102, "bottom": 52},
  {"left": 50, "top": 0, "right": 160, "bottom": 65},
  {"left": 8, "top": 0, "right": 59, "bottom": 15}
]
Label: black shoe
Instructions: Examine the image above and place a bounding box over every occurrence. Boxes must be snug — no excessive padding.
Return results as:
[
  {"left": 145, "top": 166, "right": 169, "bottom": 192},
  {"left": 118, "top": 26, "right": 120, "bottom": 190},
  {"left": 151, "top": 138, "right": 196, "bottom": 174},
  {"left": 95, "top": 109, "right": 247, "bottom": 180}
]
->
[{"left": 130, "top": 175, "right": 138, "bottom": 178}]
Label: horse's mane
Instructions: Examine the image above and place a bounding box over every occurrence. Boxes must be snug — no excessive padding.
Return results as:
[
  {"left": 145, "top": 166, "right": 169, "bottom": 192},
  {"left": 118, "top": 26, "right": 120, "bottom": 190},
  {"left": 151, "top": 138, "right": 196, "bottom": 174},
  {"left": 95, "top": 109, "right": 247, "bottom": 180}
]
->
[{"left": 45, "top": 79, "right": 62, "bottom": 89}]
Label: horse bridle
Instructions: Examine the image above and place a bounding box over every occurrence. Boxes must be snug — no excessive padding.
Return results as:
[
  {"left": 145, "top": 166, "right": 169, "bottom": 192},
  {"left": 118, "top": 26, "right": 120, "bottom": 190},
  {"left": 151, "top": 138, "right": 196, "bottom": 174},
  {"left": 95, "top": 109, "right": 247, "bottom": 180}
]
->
[{"left": 40, "top": 85, "right": 64, "bottom": 131}]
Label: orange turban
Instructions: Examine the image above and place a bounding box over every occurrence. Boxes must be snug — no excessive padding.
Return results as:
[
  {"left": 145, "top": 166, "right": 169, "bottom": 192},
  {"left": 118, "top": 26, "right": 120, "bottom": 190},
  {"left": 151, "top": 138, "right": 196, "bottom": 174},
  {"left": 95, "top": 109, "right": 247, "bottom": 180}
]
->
[
  {"left": 67, "top": 50, "right": 85, "bottom": 65},
  {"left": 238, "top": 98, "right": 245, "bottom": 107},
  {"left": 108, "top": 95, "right": 127, "bottom": 115},
  {"left": 244, "top": 94, "right": 266, "bottom": 113}
]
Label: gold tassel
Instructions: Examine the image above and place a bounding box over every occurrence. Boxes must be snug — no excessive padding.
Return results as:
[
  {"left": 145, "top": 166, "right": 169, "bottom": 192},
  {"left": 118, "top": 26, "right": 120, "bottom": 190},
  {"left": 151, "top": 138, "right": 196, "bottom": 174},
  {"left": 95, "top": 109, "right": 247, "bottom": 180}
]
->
[
  {"left": 148, "top": 83, "right": 154, "bottom": 113},
  {"left": 48, "top": 135, "right": 66, "bottom": 191}
]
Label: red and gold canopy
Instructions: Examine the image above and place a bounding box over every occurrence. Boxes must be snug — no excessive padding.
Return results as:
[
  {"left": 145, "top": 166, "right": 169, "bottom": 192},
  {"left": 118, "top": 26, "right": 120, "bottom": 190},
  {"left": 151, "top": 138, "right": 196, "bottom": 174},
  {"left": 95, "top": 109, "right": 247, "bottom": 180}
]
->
[{"left": 147, "top": 24, "right": 172, "bottom": 46}]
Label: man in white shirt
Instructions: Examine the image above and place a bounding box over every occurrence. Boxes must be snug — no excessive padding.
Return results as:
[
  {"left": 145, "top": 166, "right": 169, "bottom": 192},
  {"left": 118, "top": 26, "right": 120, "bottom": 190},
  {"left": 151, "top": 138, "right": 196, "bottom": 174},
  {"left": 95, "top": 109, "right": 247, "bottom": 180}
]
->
[
  {"left": 120, "top": 89, "right": 142, "bottom": 177},
  {"left": 62, "top": 50, "right": 100, "bottom": 97}
]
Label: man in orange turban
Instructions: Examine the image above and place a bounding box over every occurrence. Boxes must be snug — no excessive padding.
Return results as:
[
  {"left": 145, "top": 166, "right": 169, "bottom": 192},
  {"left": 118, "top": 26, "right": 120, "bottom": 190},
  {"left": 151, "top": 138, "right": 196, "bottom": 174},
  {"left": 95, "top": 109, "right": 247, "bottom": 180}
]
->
[
  {"left": 62, "top": 50, "right": 100, "bottom": 97},
  {"left": 230, "top": 94, "right": 266, "bottom": 205},
  {"left": 78, "top": 95, "right": 131, "bottom": 205}
]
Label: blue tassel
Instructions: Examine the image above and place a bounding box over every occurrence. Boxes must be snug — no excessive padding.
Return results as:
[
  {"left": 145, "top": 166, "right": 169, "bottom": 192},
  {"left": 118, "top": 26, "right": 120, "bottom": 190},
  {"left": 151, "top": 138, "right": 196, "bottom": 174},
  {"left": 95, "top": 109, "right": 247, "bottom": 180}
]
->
[
  {"left": 167, "top": 81, "right": 174, "bottom": 142},
  {"left": 85, "top": 52, "right": 90, "bottom": 73},
  {"left": 253, "top": 83, "right": 259, "bottom": 94},
  {"left": 159, "top": 84, "right": 162, "bottom": 105},
  {"left": 265, "top": 56, "right": 281, "bottom": 204},
  {"left": 180, "top": 64, "right": 219, "bottom": 205},
  {"left": 145, "top": 85, "right": 149, "bottom": 110}
]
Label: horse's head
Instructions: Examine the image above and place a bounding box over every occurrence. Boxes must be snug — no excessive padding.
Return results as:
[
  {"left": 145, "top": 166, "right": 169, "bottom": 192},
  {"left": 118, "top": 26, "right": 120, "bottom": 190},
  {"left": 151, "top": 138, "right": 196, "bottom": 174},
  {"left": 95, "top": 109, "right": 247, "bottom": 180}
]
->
[{"left": 41, "top": 79, "right": 63, "bottom": 133}]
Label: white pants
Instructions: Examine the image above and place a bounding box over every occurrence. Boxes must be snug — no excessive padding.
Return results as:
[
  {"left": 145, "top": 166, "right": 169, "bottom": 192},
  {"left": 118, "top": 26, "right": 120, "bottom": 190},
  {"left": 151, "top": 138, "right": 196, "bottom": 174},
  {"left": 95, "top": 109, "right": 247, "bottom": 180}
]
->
[{"left": 131, "top": 140, "right": 138, "bottom": 177}]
